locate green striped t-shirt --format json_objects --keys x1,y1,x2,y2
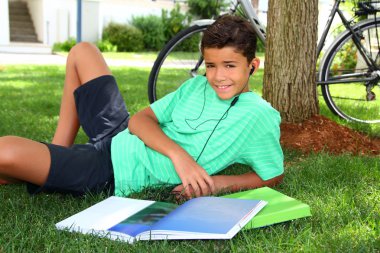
[{"x1": 111, "y1": 75, "x2": 283, "y2": 196}]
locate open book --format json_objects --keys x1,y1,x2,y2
[{"x1": 56, "y1": 196, "x2": 267, "y2": 243}]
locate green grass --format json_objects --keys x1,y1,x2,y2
[{"x1": 0, "y1": 65, "x2": 379, "y2": 252}]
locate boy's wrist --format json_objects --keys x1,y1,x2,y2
[
  {"x1": 211, "y1": 176, "x2": 232, "y2": 194},
  {"x1": 166, "y1": 145, "x2": 188, "y2": 161}
]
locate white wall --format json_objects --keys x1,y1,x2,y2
[
  {"x1": 100, "y1": 0, "x2": 185, "y2": 28},
  {"x1": 27, "y1": 0, "x2": 44, "y2": 42},
  {"x1": 43, "y1": 0, "x2": 76, "y2": 45},
  {"x1": 0, "y1": 0, "x2": 10, "y2": 45},
  {"x1": 82, "y1": 0, "x2": 100, "y2": 42},
  {"x1": 20, "y1": 0, "x2": 76, "y2": 45},
  {"x1": 15, "y1": 0, "x2": 185, "y2": 45}
]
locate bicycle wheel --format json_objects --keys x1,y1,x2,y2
[
  {"x1": 319, "y1": 19, "x2": 380, "y2": 123},
  {"x1": 148, "y1": 24, "x2": 209, "y2": 103}
]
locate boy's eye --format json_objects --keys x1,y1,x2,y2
[
  {"x1": 226, "y1": 64, "x2": 235, "y2": 68},
  {"x1": 206, "y1": 65, "x2": 214, "y2": 68}
]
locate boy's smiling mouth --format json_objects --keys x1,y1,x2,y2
[{"x1": 215, "y1": 84, "x2": 232, "y2": 90}]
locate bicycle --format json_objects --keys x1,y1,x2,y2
[{"x1": 147, "y1": 0, "x2": 380, "y2": 124}]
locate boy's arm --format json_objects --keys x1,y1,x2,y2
[
  {"x1": 172, "y1": 172, "x2": 283, "y2": 199},
  {"x1": 212, "y1": 172, "x2": 284, "y2": 193},
  {"x1": 128, "y1": 107, "x2": 216, "y2": 198}
]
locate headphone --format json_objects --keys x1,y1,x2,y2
[
  {"x1": 194, "y1": 65, "x2": 255, "y2": 162},
  {"x1": 249, "y1": 66, "x2": 255, "y2": 75}
]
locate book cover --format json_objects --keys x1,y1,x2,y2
[
  {"x1": 223, "y1": 187, "x2": 311, "y2": 228},
  {"x1": 56, "y1": 196, "x2": 267, "y2": 243}
]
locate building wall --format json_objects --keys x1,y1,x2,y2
[
  {"x1": 24, "y1": 0, "x2": 185, "y2": 45},
  {"x1": 83, "y1": 0, "x2": 100, "y2": 42},
  {"x1": 19, "y1": 0, "x2": 76, "y2": 45},
  {"x1": 98, "y1": 0, "x2": 186, "y2": 41},
  {"x1": 0, "y1": 0, "x2": 10, "y2": 45},
  {"x1": 27, "y1": 0, "x2": 44, "y2": 42},
  {"x1": 100, "y1": 0, "x2": 183, "y2": 26}
]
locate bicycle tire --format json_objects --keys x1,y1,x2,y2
[
  {"x1": 148, "y1": 24, "x2": 209, "y2": 103},
  {"x1": 319, "y1": 19, "x2": 380, "y2": 123}
]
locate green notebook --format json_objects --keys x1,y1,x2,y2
[{"x1": 223, "y1": 187, "x2": 311, "y2": 229}]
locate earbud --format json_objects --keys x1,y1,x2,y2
[{"x1": 249, "y1": 66, "x2": 255, "y2": 75}]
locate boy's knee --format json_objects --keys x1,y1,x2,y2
[
  {"x1": 69, "y1": 42, "x2": 97, "y2": 56},
  {"x1": 68, "y1": 42, "x2": 99, "y2": 64}
]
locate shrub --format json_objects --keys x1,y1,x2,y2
[
  {"x1": 102, "y1": 22, "x2": 144, "y2": 52},
  {"x1": 131, "y1": 15, "x2": 166, "y2": 51},
  {"x1": 96, "y1": 39, "x2": 117, "y2": 52},
  {"x1": 256, "y1": 39, "x2": 265, "y2": 53},
  {"x1": 187, "y1": 0, "x2": 227, "y2": 19},
  {"x1": 161, "y1": 4, "x2": 191, "y2": 43},
  {"x1": 52, "y1": 37, "x2": 76, "y2": 52}
]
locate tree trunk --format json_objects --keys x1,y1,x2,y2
[{"x1": 262, "y1": 0, "x2": 319, "y2": 123}]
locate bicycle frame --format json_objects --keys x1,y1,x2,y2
[
  {"x1": 191, "y1": 0, "x2": 266, "y2": 42},
  {"x1": 190, "y1": 0, "x2": 380, "y2": 85},
  {"x1": 317, "y1": 0, "x2": 380, "y2": 85},
  {"x1": 189, "y1": 0, "x2": 265, "y2": 75},
  {"x1": 234, "y1": 0, "x2": 267, "y2": 43}
]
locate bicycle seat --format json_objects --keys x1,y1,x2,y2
[{"x1": 355, "y1": 1, "x2": 380, "y2": 16}]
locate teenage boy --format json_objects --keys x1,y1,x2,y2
[{"x1": 0, "y1": 15, "x2": 283, "y2": 199}]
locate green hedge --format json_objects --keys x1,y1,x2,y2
[
  {"x1": 132, "y1": 15, "x2": 166, "y2": 51},
  {"x1": 102, "y1": 22, "x2": 144, "y2": 52},
  {"x1": 101, "y1": 3, "x2": 193, "y2": 52},
  {"x1": 52, "y1": 37, "x2": 76, "y2": 52}
]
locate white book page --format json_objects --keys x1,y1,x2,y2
[{"x1": 56, "y1": 197, "x2": 154, "y2": 231}]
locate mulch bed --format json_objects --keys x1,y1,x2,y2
[{"x1": 280, "y1": 114, "x2": 380, "y2": 156}]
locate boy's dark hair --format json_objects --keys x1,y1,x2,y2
[{"x1": 201, "y1": 15, "x2": 257, "y2": 62}]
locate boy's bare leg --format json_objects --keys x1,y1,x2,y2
[
  {"x1": 52, "y1": 42, "x2": 112, "y2": 147},
  {"x1": 0, "y1": 136, "x2": 50, "y2": 185}
]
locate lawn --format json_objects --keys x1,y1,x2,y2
[{"x1": 0, "y1": 65, "x2": 379, "y2": 252}]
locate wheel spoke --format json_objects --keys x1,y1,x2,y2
[
  {"x1": 320, "y1": 20, "x2": 380, "y2": 123},
  {"x1": 148, "y1": 25, "x2": 209, "y2": 103}
]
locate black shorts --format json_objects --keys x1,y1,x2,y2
[{"x1": 27, "y1": 75, "x2": 129, "y2": 196}]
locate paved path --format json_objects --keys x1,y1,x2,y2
[
  {"x1": 0, "y1": 53, "x2": 154, "y2": 67},
  {"x1": 0, "y1": 53, "x2": 67, "y2": 65}
]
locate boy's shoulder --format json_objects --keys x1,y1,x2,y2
[
  {"x1": 181, "y1": 75, "x2": 207, "y2": 89},
  {"x1": 175, "y1": 75, "x2": 208, "y2": 99},
  {"x1": 237, "y1": 92, "x2": 281, "y2": 126},
  {"x1": 240, "y1": 91, "x2": 278, "y2": 112}
]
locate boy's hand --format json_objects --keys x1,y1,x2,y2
[
  {"x1": 170, "y1": 151, "x2": 215, "y2": 198},
  {"x1": 129, "y1": 107, "x2": 215, "y2": 197},
  {"x1": 172, "y1": 173, "x2": 285, "y2": 200},
  {"x1": 171, "y1": 175, "x2": 228, "y2": 200}
]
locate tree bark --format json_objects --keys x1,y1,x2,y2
[{"x1": 262, "y1": 0, "x2": 319, "y2": 123}]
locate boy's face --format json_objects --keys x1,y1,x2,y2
[{"x1": 204, "y1": 47, "x2": 260, "y2": 100}]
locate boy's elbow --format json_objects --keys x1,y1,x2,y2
[
  {"x1": 128, "y1": 108, "x2": 158, "y2": 135},
  {"x1": 273, "y1": 173, "x2": 284, "y2": 185},
  {"x1": 128, "y1": 112, "x2": 146, "y2": 134},
  {"x1": 128, "y1": 114, "x2": 137, "y2": 133},
  {"x1": 265, "y1": 173, "x2": 284, "y2": 187}
]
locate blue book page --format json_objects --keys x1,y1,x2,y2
[
  {"x1": 108, "y1": 201, "x2": 178, "y2": 237},
  {"x1": 151, "y1": 197, "x2": 263, "y2": 234}
]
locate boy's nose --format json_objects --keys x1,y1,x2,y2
[{"x1": 215, "y1": 68, "x2": 226, "y2": 82}]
